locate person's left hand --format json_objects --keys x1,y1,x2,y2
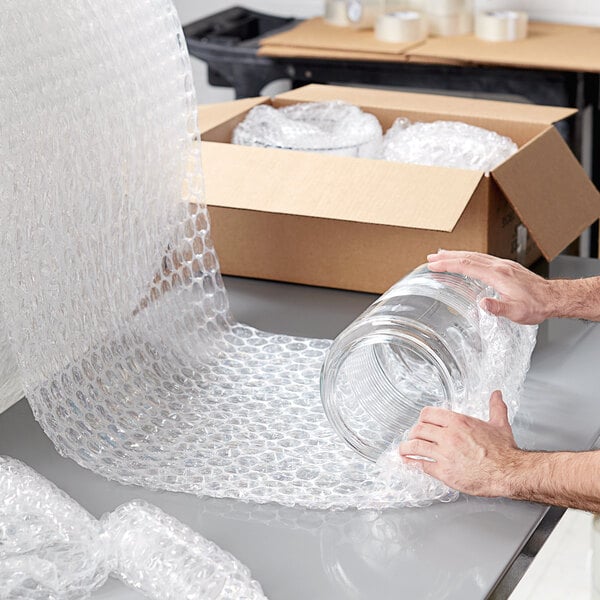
[{"x1": 398, "y1": 391, "x2": 523, "y2": 497}]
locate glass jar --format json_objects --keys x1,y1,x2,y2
[{"x1": 320, "y1": 265, "x2": 489, "y2": 462}]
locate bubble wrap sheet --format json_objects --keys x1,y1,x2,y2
[
  {"x1": 232, "y1": 101, "x2": 383, "y2": 157},
  {"x1": 382, "y1": 118, "x2": 518, "y2": 172},
  {"x1": 0, "y1": 0, "x2": 534, "y2": 511},
  {"x1": 0, "y1": 457, "x2": 265, "y2": 600}
]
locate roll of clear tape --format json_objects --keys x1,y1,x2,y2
[
  {"x1": 375, "y1": 11, "x2": 429, "y2": 43},
  {"x1": 475, "y1": 11, "x2": 528, "y2": 42},
  {"x1": 346, "y1": 0, "x2": 384, "y2": 29},
  {"x1": 325, "y1": 0, "x2": 350, "y2": 26},
  {"x1": 429, "y1": 10, "x2": 472, "y2": 36}
]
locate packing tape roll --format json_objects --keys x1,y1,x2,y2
[
  {"x1": 429, "y1": 11, "x2": 472, "y2": 36},
  {"x1": 325, "y1": 0, "x2": 350, "y2": 26},
  {"x1": 426, "y1": 0, "x2": 470, "y2": 17},
  {"x1": 375, "y1": 11, "x2": 429, "y2": 43},
  {"x1": 475, "y1": 11, "x2": 528, "y2": 42},
  {"x1": 346, "y1": 0, "x2": 384, "y2": 29}
]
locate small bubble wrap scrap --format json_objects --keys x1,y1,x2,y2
[
  {"x1": 104, "y1": 501, "x2": 266, "y2": 600},
  {"x1": 382, "y1": 118, "x2": 518, "y2": 172},
  {"x1": 0, "y1": 457, "x2": 266, "y2": 600},
  {"x1": 232, "y1": 101, "x2": 383, "y2": 157},
  {"x1": 0, "y1": 457, "x2": 109, "y2": 600}
]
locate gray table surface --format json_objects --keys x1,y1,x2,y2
[{"x1": 2, "y1": 255, "x2": 600, "y2": 599}]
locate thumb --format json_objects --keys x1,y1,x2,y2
[
  {"x1": 480, "y1": 297, "x2": 509, "y2": 318},
  {"x1": 488, "y1": 390, "x2": 509, "y2": 427}
]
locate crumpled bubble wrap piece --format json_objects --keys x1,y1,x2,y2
[
  {"x1": 382, "y1": 118, "x2": 518, "y2": 172},
  {"x1": 0, "y1": 457, "x2": 266, "y2": 600},
  {"x1": 0, "y1": 0, "x2": 535, "y2": 511},
  {"x1": 0, "y1": 457, "x2": 109, "y2": 600},
  {"x1": 104, "y1": 501, "x2": 266, "y2": 600},
  {"x1": 232, "y1": 101, "x2": 383, "y2": 157}
]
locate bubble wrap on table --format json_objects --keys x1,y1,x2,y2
[
  {"x1": 0, "y1": 0, "x2": 535, "y2": 511},
  {"x1": 0, "y1": 457, "x2": 265, "y2": 600},
  {"x1": 232, "y1": 101, "x2": 383, "y2": 157},
  {"x1": 382, "y1": 118, "x2": 518, "y2": 172},
  {"x1": 0, "y1": 0, "x2": 416, "y2": 510}
]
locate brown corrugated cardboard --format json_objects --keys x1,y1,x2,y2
[
  {"x1": 198, "y1": 97, "x2": 268, "y2": 134},
  {"x1": 493, "y1": 126, "x2": 600, "y2": 259},
  {"x1": 277, "y1": 85, "x2": 577, "y2": 126},
  {"x1": 409, "y1": 22, "x2": 600, "y2": 73},
  {"x1": 258, "y1": 44, "x2": 412, "y2": 63},
  {"x1": 260, "y1": 17, "x2": 420, "y2": 56},
  {"x1": 259, "y1": 19, "x2": 600, "y2": 73},
  {"x1": 198, "y1": 84, "x2": 600, "y2": 293}
]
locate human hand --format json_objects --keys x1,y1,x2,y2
[
  {"x1": 398, "y1": 391, "x2": 524, "y2": 498},
  {"x1": 427, "y1": 250, "x2": 554, "y2": 325}
]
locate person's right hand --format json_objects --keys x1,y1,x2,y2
[{"x1": 427, "y1": 250, "x2": 555, "y2": 325}]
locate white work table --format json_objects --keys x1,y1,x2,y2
[{"x1": 1, "y1": 255, "x2": 599, "y2": 599}]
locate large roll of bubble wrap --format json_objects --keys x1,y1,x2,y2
[{"x1": 0, "y1": 0, "x2": 535, "y2": 518}]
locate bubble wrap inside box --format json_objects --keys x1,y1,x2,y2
[
  {"x1": 232, "y1": 101, "x2": 383, "y2": 157},
  {"x1": 0, "y1": 457, "x2": 265, "y2": 600},
  {"x1": 0, "y1": 0, "x2": 534, "y2": 511},
  {"x1": 383, "y1": 118, "x2": 518, "y2": 172}
]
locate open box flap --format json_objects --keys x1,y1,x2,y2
[
  {"x1": 277, "y1": 84, "x2": 577, "y2": 125},
  {"x1": 198, "y1": 97, "x2": 268, "y2": 135},
  {"x1": 493, "y1": 127, "x2": 600, "y2": 260},
  {"x1": 201, "y1": 142, "x2": 483, "y2": 232}
]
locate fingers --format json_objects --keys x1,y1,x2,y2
[
  {"x1": 480, "y1": 297, "x2": 509, "y2": 318},
  {"x1": 402, "y1": 455, "x2": 440, "y2": 478},
  {"x1": 488, "y1": 390, "x2": 509, "y2": 427},
  {"x1": 407, "y1": 421, "x2": 443, "y2": 443},
  {"x1": 427, "y1": 251, "x2": 510, "y2": 289},
  {"x1": 398, "y1": 438, "x2": 439, "y2": 461},
  {"x1": 428, "y1": 255, "x2": 499, "y2": 282},
  {"x1": 419, "y1": 406, "x2": 454, "y2": 427}
]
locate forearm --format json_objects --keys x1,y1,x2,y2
[
  {"x1": 548, "y1": 277, "x2": 600, "y2": 321},
  {"x1": 501, "y1": 449, "x2": 600, "y2": 512}
]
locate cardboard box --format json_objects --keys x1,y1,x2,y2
[{"x1": 199, "y1": 84, "x2": 600, "y2": 294}]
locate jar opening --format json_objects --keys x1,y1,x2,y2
[{"x1": 321, "y1": 325, "x2": 456, "y2": 462}]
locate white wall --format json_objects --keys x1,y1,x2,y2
[{"x1": 175, "y1": 0, "x2": 600, "y2": 24}]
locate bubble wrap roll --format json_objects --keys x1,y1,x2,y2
[{"x1": 0, "y1": 0, "x2": 535, "y2": 512}]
